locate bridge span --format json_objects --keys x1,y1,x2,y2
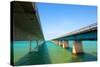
[{"x1": 52, "y1": 23, "x2": 97, "y2": 55}]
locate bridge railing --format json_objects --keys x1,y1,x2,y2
[
  {"x1": 66, "y1": 23, "x2": 97, "y2": 36},
  {"x1": 69, "y1": 23, "x2": 96, "y2": 34},
  {"x1": 55, "y1": 23, "x2": 97, "y2": 39}
]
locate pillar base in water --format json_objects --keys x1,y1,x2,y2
[
  {"x1": 72, "y1": 40, "x2": 84, "y2": 55},
  {"x1": 72, "y1": 52, "x2": 84, "y2": 55},
  {"x1": 62, "y1": 41, "x2": 69, "y2": 48},
  {"x1": 59, "y1": 41, "x2": 62, "y2": 46}
]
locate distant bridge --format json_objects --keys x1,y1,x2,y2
[{"x1": 52, "y1": 23, "x2": 97, "y2": 55}]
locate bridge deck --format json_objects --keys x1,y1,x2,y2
[{"x1": 53, "y1": 23, "x2": 97, "y2": 40}]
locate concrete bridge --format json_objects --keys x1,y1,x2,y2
[
  {"x1": 11, "y1": 1, "x2": 45, "y2": 65},
  {"x1": 52, "y1": 23, "x2": 97, "y2": 55}
]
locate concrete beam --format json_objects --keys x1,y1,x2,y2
[
  {"x1": 72, "y1": 40, "x2": 84, "y2": 55},
  {"x1": 12, "y1": 1, "x2": 45, "y2": 41}
]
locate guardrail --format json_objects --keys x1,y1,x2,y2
[
  {"x1": 66, "y1": 23, "x2": 97, "y2": 36},
  {"x1": 53, "y1": 23, "x2": 97, "y2": 40}
]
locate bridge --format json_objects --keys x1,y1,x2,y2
[
  {"x1": 11, "y1": 1, "x2": 45, "y2": 65},
  {"x1": 11, "y1": 1, "x2": 97, "y2": 66},
  {"x1": 52, "y1": 23, "x2": 97, "y2": 55}
]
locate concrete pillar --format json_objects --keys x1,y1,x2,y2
[
  {"x1": 62, "y1": 40, "x2": 69, "y2": 48},
  {"x1": 59, "y1": 41, "x2": 62, "y2": 46},
  {"x1": 29, "y1": 40, "x2": 32, "y2": 53},
  {"x1": 72, "y1": 40, "x2": 84, "y2": 55},
  {"x1": 35, "y1": 40, "x2": 39, "y2": 52},
  {"x1": 55, "y1": 40, "x2": 59, "y2": 45},
  {"x1": 57, "y1": 40, "x2": 60, "y2": 45}
]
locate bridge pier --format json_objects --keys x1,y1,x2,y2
[
  {"x1": 29, "y1": 40, "x2": 32, "y2": 53},
  {"x1": 62, "y1": 40, "x2": 69, "y2": 48},
  {"x1": 59, "y1": 41, "x2": 62, "y2": 46},
  {"x1": 72, "y1": 40, "x2": 84, "y2": 55},
  {"x1": 56, "y1": 40, "x2": 59, "y2": 45}
]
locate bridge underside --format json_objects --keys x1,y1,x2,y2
[
  {"x1": 11, "y1": 1, "x2": 45, "y2": 66},
  {"x1": 12, "y1": 1, "x2": 44, "y2": 41}
]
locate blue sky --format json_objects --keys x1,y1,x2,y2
[{"x1": 36, "y1": 3, "x2": 97, "y2": 40}]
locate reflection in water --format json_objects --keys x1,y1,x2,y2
[
  {"x1": 15, "y1": 43, "x2": 51, "y2": 66},
  {"x1": 13, "y1": 41, "x2": 97, "y2": 66}
]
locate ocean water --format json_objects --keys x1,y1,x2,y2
[
  {"x1": 13, "y1": 41, "x2": 38, "y2": 63},
  {"x1": 12, "y1": 40, "x2": 97, "y2": 65}
]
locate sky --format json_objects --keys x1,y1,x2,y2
[{"x1": 36, "y1": 3, "x2": 97, "y2": 40}]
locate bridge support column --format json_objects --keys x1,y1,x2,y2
[
  {"x1": 57, "y1": 40, "x2": 59, "y2": 45},
  {"x1": 29, "y1": 40, "x2": 32, "y2": 53},
  {"x1": 72, "y1": 40, "x2": 84, "y2": 55},
  {"x1": 55, "y1": 40, "x2": 59, "y2": 45},
  {"x1": 59, "y1": 41, "x2": 62, "y2": 46},
  {"x1": 62, "y1": 40, "x2": 69, "y2": 48}
]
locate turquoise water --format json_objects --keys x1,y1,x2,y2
[
  {"x1": 13, "y1": 40, "x2": 97, "y2": 65},
  {"x1": 13, "y1": 41, "x2": 38, "y2": 63}
]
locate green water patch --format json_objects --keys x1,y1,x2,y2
[
  {"x1": 45, "y1": 41, "x2": 72, "y2": 63},
  {"x1": 12, "y1": 40, "x2": 97, "y2": 65}
]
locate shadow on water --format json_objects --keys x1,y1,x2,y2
[
  {"x1": 63, "y1": 47, "x2": 97, "y2": 62},
  {"x1": 65, "y1": 47, "x2": 97, "y2": 62},
  {"x1": 15, "y1": 42, "x2": 51, "y2": 66},
  {"x1": 14, "y1": 41, "x2": 97, "y2": 66},
  {"x1": 70, "y1": 53, "x2": 97, "y2": 62},
  {"x1": 65, "y1": 47, "x2": 72, "y2": 52},
  {"x1": 50, "y1": 42, "x2": 97, "y2": 63}
]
